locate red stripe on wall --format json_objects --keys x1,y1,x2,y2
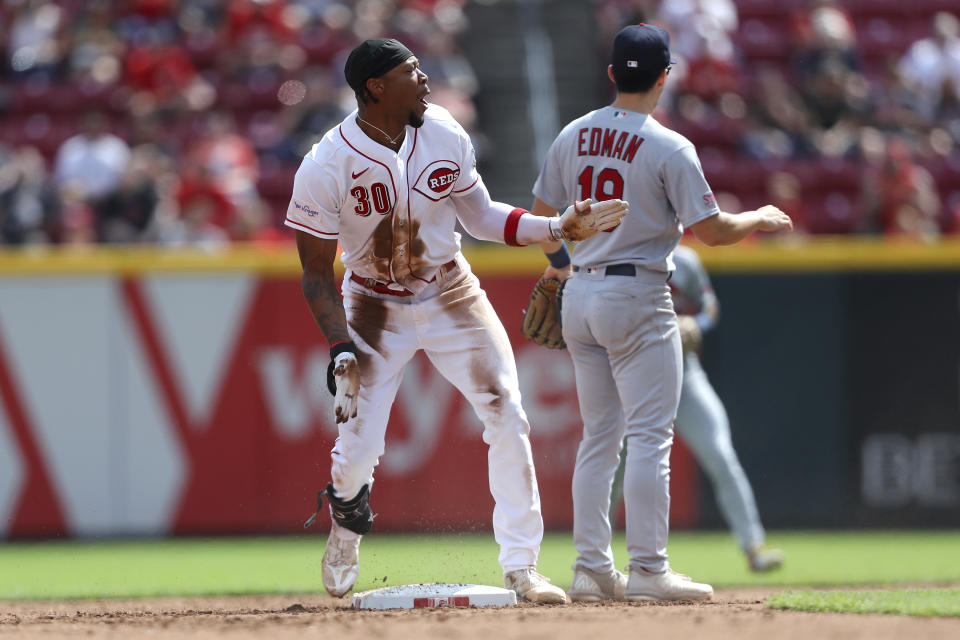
[
  {"x1": 0, "y1": 330, "x2": 67, "y2": 536},
  {"x1": 120, "y1": 278, "x2": 196, "y2": 473}
]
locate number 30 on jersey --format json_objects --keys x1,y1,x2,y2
[{"x1": 351, "y1": 183, "x2": 391, "y2": 216}]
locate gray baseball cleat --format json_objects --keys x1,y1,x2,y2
[
  {"x1": 504, "y1": 568, "x2": 569, "y2": 604},
  {"x1": 322, "y1": 520, "x2": 362, "y2": 597},
  {"x1": 568, "y1": 566, "x2": 628, "y2": 602},
  {"x1": 625, "y1": 567, "x2": 713, "y2": 602},
  {"x1": 748, "y1": 545, "x2": 785, "y2": 573}
]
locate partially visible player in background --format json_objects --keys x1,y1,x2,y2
[
  {"x1": 529, "y1": 24, "x2": 793, "y2": 603},
  {"x1": 609, "y1": 244, "x2": 785, "y2": 573}
]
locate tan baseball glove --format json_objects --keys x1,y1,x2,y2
[
  {"x1": 521, "y1": 277, "x2": 566, "y2": 349},
  {"x1": 678, "y1": 315, "x2": 702, "y2": 355}
]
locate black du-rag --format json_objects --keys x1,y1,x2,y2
[{"x1": 344, "y1": 38, "x2": 415, "y2": 91}]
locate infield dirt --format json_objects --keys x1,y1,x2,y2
[{"x1": 2, "y1": 588, "x2": 958, "y2": 639}]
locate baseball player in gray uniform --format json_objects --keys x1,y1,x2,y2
[
  {"x1": 530, "y1": 24, "x2": 792, "y2": 602},
  {"x1": 286, "y1": 38, "x2": 628, "y2": 604},
  {"x1": 610, "y1": 244, "x2": 785, "y2": 573}
]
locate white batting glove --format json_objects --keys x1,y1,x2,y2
[
  {"x1": 332, "y1": 351, "x2": 360, "y2": 424},
  {"x1": 554, "y1": 198, "x2": 630, "y2": 241}
]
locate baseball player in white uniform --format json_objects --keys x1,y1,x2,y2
[
  {"x1": 285, "y1": 38, "x2": 628, "y2": 604},
  {"x1": 610, "y1": 245, "x2": 785, "y2": 573},
  {"x1": 530, "y1": 24, "x2": 792, "y2": 602}
]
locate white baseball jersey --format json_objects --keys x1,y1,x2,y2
[
  {"x1": 285, "y1": 104, "x2": 482, "y2": 294},
  {"x1": 285, "y1": 103, "x2": 549, "y2": 575},
  {"x1": 533, "y1": 106, "x2": 720, "y2": 273}
]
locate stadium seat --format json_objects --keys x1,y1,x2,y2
[
  {"x1": 256, "y1": 163, "x2": 296, "y2": 198},
  {"x1": 845, "y1": 0, "x2": 908, "y2": 20},
  {"x1": 185, "y1": 32, "x2": 219, "y2": 70},
  {"x1": 675, "y1": 117, "x2": 743, "y2": 148},
  {"x1": 805, "y1": 192, "x2": 862, "y2": 234},
  {"x1": 215, "y1": 79, "x2": 284, "y2": 111},
  {"x1": 736, "y1": 0, "x2": 804, "y2": 20},
  {"x1": 814, "y1": 159, "x2": 862, "y2": 193},
  {"x1": 736, "y1": 19, "x2": 792, "y2": 62},
  {"x1": 859, "y1": 17, "x2": 915, "y2": 61},
  {"x1": 700, "y1": 150, "x2": 769, "y2": 196}
]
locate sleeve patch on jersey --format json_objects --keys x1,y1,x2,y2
[
  {"x1": 292, "y1": 199, "x2": 321, "y2": 217},
  {"x1": 412, "y1": 160, "x2": 461, "y2": 201},
  {"x1": 702, "y1": 192, "x2": 717, "y2": 207}
]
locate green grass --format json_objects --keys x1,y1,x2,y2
[
  {"x1": 0, "y1": 530, "x2": 957, "y2": 601},
  {"x1": 768, "y1": 589, "x2": 960, "y2": 617}
]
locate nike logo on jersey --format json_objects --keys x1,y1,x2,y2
[{"x1": 352, "y1": 167, "x2": 370, "y2": 179}]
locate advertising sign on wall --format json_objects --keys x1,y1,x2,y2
[{"x1": 0, "y1": 265, "x2": 696, "y2": 539}]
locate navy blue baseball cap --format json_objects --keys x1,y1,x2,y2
[{"x1": 611, "y1": 23, "x2": 677, "y2": 77}]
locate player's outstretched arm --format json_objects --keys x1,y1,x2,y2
[
  {"x1": 557, "y1": 198, "x2": 630, "y2": 241},
  {"x1": 295, "y1": 231, "x2": 358, "y2": 423},
  {"x1": 531, "y1": 197, "x2": 572, "y2": 281},
  {"x1": 452, "y1": 183, "x2": 628, "y2": 247},
  {"x1": 689, "y1": 205, "x2": 793, "y2": 246}
]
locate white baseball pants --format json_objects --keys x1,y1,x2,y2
[{"x1": 331, "y1": 254, "x2": 543, "y2": 572}]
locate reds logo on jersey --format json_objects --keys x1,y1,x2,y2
[{"x1": 413, "y1": 160, "x2": 461, "y2": 201}]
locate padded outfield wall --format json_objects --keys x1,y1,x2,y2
[{"x1": 0, "y1": 238, "x2": 957, "y2": 539}]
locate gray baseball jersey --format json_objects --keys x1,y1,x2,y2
[
  {"x1": 670, "y1": 244, "x2": 718, "y2": 337},
  {"x1": 533, "y1": 106, "x2": 719, "y2": 273},
  {"x1": 539, "y1": 106, "x2": 721, "y2": 576}
]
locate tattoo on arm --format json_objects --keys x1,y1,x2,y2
[
  {"x1": 302, "y1": 270, "x2": 351, "y2": 344},
  {"x1": 295, "y1": 233, "x2": 350, "y2": 344}
]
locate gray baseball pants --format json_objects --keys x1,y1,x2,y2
[
  {"x1": 562, "y1": 266, "x2": 681, "y2": 574},
  {"x1": 675, "y1": 353, "x2": 765, "y2": 552}
]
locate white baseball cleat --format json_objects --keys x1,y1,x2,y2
[
  {"x1": 625, "y1": 567, "x2": 713, "y2": 602},
  {"x1": 568, "y1": 566, "x2": 628, "y2": 602},
  {"x1": 322, "y1": 520, "x2": 362, "y2": 597},
  {"x1": 504, "y1": 568, "x2": 569, "y2": 604}
]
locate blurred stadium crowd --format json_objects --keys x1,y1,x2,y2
[
  {"x1": 604, "y1": 0, "x2": 960, "y2": 237},
  {"x1": 0, "y1": 0, "x2": 958, "y2": 248},
  {"x1": 0, "y1": 0, "x2": 476, "y2": 247}
]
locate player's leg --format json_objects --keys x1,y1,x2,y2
[
  {"x1": 606, "y1": 293, "x2": 678, "y2": 574},
  {"x1": 420, "y1": 270, "x2": 565, "y2": 603},
  {"x1": 674, "y1": 355, "x2": 782, "y2": 571},
  {"x1": 561, "y1": 279, "x2": 626, "y2": 574},
  {"x1": 332, "y1": 288, "x2": 418, "y2": 499},
  {"x1": 589, "y1": 277, "x2": 711, "y2": 601},
  {"x1": 562, "y1": 280, "x2": 629, "y2": 602},
  {"x1": 321, "y1": 288, "x2": 418, "y2": 597}
]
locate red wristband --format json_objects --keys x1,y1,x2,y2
[
  {"x1": 504, "y1": 208, "x2": 528, "y2": 247},
  {"x1": 329, "y1": 340, "x2": 350, "y2": 349}
]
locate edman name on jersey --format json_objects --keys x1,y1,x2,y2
[{"x1": 576, "y1": 127, "x2": 645, "y2": 163}]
